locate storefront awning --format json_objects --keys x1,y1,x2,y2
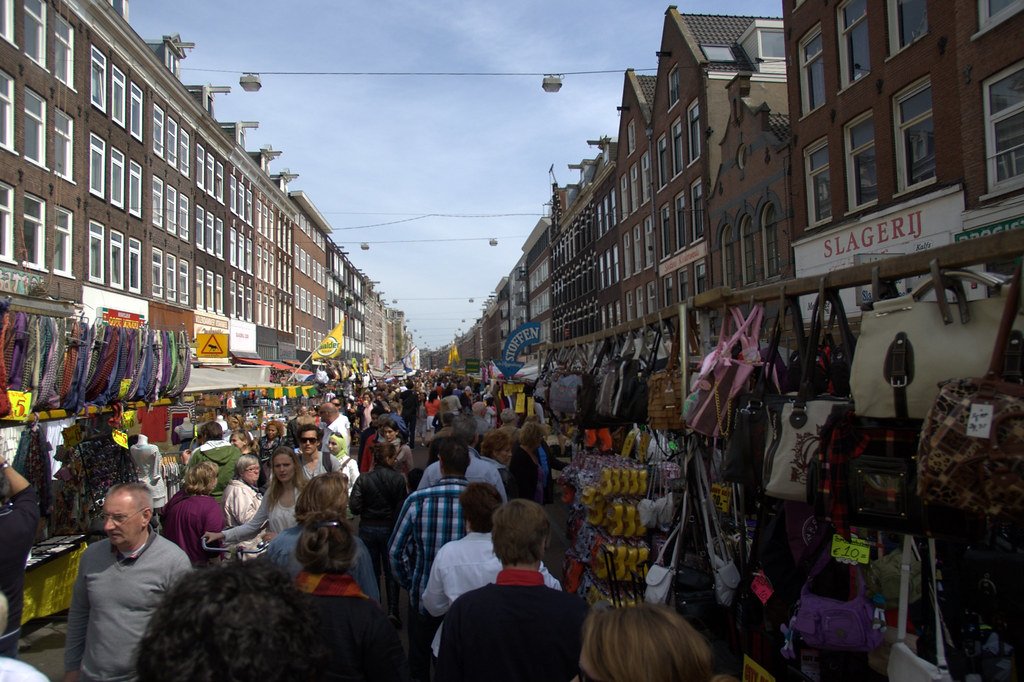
[
  {"x1": 183, "y1": 366, "x2": 274, "y2": 394},
  {"x1": 230, "y1": 351, "x2": 262, "y2": 361},
  {"x1": 231, "y1": 356, "x2": 312, "y2": 375}
]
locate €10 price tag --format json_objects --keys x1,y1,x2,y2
[{"x1": 830, "y1": 534, "x2": 870, "y2": 564}]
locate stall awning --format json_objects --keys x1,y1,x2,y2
[
  {"x1": 230, "y1": 351, "x2": 262, "y2": 361},
  {"x1": 232, "y1": 356, "x2": 295, "y2": 372},
  {"x1": 183, "y1": 366, "x2": 274, "y2": 393}
]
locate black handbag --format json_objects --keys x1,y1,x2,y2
[{"x1": 674, "y1": 565, "x2": 716, "y2": 619}]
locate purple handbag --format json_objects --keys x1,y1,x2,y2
[{"x1": 791, "y1": 548, "x2": 883, "y2": 653}]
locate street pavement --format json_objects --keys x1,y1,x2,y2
[{"x1": 17, "y1": 441, "x2": 571, "y2": 680}]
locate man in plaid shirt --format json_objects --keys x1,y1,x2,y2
[{"x1": 389, "y1": 439, "x2": 469, "y2": 682}]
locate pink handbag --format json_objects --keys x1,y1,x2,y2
[{"x1": 682, "y1": 305, "x2": 764, "y2": 438}]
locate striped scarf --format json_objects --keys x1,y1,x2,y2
[{"x1": 295, "y1": 571, "x2": 367, "y2": 599}]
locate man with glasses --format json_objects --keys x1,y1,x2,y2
[
  {"x1": 318, "y1": 402, "x2": 351, "y2": 458},
  {"x1": 296, "y1": 423, "x2": 341, "y2": 479},
  {"x1": 64, "y1": 482, "x2": 190, "y2": 682}
]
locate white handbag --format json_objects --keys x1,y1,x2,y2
[
  {"x1": 694, "y1": 451, "x2": 740, "y2": 607},
  {"x1": 888, "y1": 536, "x2": 953, "y2": 682},
  {"x1": 645, "y1": 488, "x2": 686, "y2": 604}
]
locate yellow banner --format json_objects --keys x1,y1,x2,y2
[{"x1": 312, "y1": 314, "x2": 345, "y2": 360}]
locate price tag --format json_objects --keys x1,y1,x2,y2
[
  {"x1": 751, "y1": 570, "x2": 774, "y2": 605},
  {"x1": 6, "y1": 390, "x2": 33, "y2": 421},
  {"x1": 711, "y1": 483, "x2": 733, "y2": 513},
  {"x1": 112, "y1": 430, "x2": 128, "y2": 448},
  {"x1": 118, "y1": 379, "x2": 132, "y2": 399},
  {"x1": 515, "y1": 393, "x2": 525, "y2": 413},
  {"x1": 122, "y1": 411, "x2": 137, "y2": 428},
  {"x1": 62, "y1": 424, "x2": 83, "y2": 448},
  {"x1": 830, "y1": 534, "x2": 870, "y2": 564},
  {"x1": 742, "y1": 654, "x2": 776, "y2": 682},
  {"x1": 967, "y1": 403, "x2": 994, "y2": 439}
]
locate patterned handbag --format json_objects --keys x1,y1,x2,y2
[
  {"x1": 917, "y1": 262, "x2": 1024, "y2": 524},
  {"x1": 647, "y1": 331, "x2": 685, "y2": 431}
]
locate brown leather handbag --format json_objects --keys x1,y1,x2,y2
[{"x1": 647, "y1": 331, "x2": 684, "y2": 431}]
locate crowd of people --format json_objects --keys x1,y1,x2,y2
[{"x1": 1, "y1": 373, "x2": 737, "y2": 682}]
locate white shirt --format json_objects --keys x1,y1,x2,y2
[
  {"x1": 322, "y1": 414, "x2": 351, "y2": 454},
  {"x1": 421, "y1": 531, "x2": 562, "y2": 656}
]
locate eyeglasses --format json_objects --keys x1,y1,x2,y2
[
  {"x1": 100, "y1": 508, "x2": 149, "y2": 525},
  {"x1": 299, "y1": 437, "x2": 319, "y2": 443}
]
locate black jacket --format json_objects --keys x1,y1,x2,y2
[
  {"x1": 350, "y1": 466, "x2": 408, "y2": 526},
  {"x1": 310, "y1": 589, "x2": 410, "y2": 682}
]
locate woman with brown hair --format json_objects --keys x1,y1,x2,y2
[
  {"x1": 257, "y1": 420, "x2": 287, "y2": 487},
  {"x1": 293, "y1": 504, "x2": 409, "y2": 681},
  {"x1": 575, "y1": 603, "x2": 738, "y2": 682},
  {"x1": 204, "y1": 446, "x2": 307, "y2": 546},
  {"x1": 162, "y1": 461, "x2": 224, "y2": 566},
  {"x1": 510, "y1": 421, "x2": 563, "y2": 504}
]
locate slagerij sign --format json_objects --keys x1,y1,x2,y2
[{"x1": 494, "y1": 322, "x2": 541, "y2": 377}]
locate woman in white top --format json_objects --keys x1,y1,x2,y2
[
  {"x1": 206, "y1": 446, "x2": 307, "y2": 545},
  {"x1": 327, "y1": 434, "x2": 359, "y2": 496},
  {"x1": 221, "y1": 454, "x2": 262, "y2": 527}
]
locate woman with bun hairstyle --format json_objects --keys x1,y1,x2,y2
[
  {"x1": 575, "y1": 603, "x2": 738, "y2": 682},
  {"x1": 294, "y1": 501, "x2": 409, "y2": 681}
]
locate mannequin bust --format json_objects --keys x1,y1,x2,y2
[{"x1": 130, "y1": 434, "x2": 167, "y2": 509}]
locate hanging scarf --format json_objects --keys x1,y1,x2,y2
[
  {"x1": 295, "y1": 571, "x2": 368, "y2": 599},
  {"x1": 534, "y1": 445, "x2": 550, "y2": 505}
]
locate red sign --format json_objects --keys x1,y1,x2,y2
[{"x1": 101, "y1": 308, "x2": 146, "y2": 329}]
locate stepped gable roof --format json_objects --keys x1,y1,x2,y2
[{"x1": 768, "y1": 112, "x2": 790, "y2": 143}]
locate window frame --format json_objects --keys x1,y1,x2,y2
[
  {"x1": 179, "y1": 194, "x2": 189, "y2": 243},
  {"x1": 54, "y1": 14, "x2": 73, "y2": 87},
  {"x1": 799, "y1": 26, "x2": 825, "y2": 115},
  {"x1": 88, "y1": 221, "x2": 104, "y2": 284},
  {"x1": 90, "y1": 46, "x2": 106, "y2": 112},
  {"x1": 762, "y1": 203, "x2": 781, "y2": 279},
  {"x1": 893, "y1": 78, "x2": 935, "y2": 193},
  {"x1": 165, "y1": 253, "x2": 176, "y2": 302},
  {"x1": 687, "y1": 100, "x2": 701, "y2": 164},
  {"x1": 53, "y1": 109, "x2": 73, "y2": 181},
  {"x1": 152, "y1": 104, "x2": 164, "y2": 158},
  {"x1": 128, "y1": 160, "x2": 142, "y2": 217},
  {"x1": 179, "y1": 259, "x2": 189, "y2": 306},
  {"x1": 53, "y1": 206, "x2": 72, "y2": 276},
  {"x1": 165, "y1": 185, "x2": 177, "y2": 237},
  {"x1": 127, "y1": 237, "x2": 141, "y2": 294},
  {"x1": 129, "y1": 82, "x2": 143, "y2": 141},
  {"x1": 166, "y1": 117, "x2": 177, "y2": 169},
  {"x1": 845, "y1": 112, "x2": 878, "y2": 209},
  {"x1": 179, "y1": 129, "x2": 190, "y2": 177},
  {"x1": 23, "y1": 88, "x2": 46, "y2": 167},
  {"x1": 111, "y1": 65, "x2": 126, "y2": 127},
  {"x1": 108, "y1": 229, "x2": 124, "y2": 289},
  {"x1": 0, "y1": 70, "x2": 12, "y2": 152},
  {"x1": 668, "y1": 67, "x2": 680, "y2": 108},
  {"x1": 151, "y1": 175, "x2": 164, "y2": 227},
  {"x1": 151, "y1": 247, "x2": 163, "y2": 298},
  {"x1": 980, "y1": 0, "x2": 1024, "y2": 29},
  {"x1": 109, "y1": 147, "x2": 125, "y2": 209},
  {"x1": 23, "y1": 0, "x2": 45, "y2": 68},
  {"x1": 690, "y1": 180, "x2": 705, "y2": 242},
  {"x1": 22, "y1": 194, "x2": 46, "y2": 270},
  {"x1": 888, "y1": 0, "x2": 928, "y2": 54},
  {"x1": 805, "y1": 138, "x2": 833, "y2": 226},
  {"x1": 983, "y1": 61, "x2": 1024, "y2": 193},
  {"x1": 837, "y1": 0, "x2": 870, "y2": 87}
]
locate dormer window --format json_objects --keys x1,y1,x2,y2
[
  {"x1": 701, "y1": 45, "x2": 736, "y2": 62},
  {"x1": 759, "y1": 30, "x2": 785, "y2": 59}
]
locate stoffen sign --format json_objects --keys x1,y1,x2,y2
[{"x1": 495, "y1": 322, "x2": 541, "y2": 377}]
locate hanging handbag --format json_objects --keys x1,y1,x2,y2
[
  {"x1": 647, "y1": 325, "x2": 686, "y2": 431},
  {"x1": 791, "y1": 549, "x2": 884, "y2": 653},
  {"x1": 645, "y1": 514, "x2": 682, "y2": 604},
  {"x1": 616, "y1": 327, "x2": 659, "y2": 424},
  {"x1": 548, "y1": 346, "x2": 584, "y2": 416},
  {"x1": 853, "y1": 263, "x2": 1022, "y2": 419},
  {"x1": 596, "y1": 334, "x2": 627, "y2": 419},
  {"x1": 764, "y1": 286, "x2": 854, "y2": 502},
  {"x1": 888, "y1": 536, "x2": 953, "y2": 682},
  {"x1": 917, "y1": 262, "x2": 1024, "y2": 524},
  {"x1": 694, "y1": 449, "x2": 741, "y2": 607},
  {"x1": 683, "y1": 305, "x2": 765, "y2": 438}
]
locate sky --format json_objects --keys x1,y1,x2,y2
[{"x1": 129, "y1": 0, "x2": 782, "y2": 351}]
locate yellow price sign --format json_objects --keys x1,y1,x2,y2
[
  {"x1": 514, "y1": 393, "x2": 525, "y2": 413},
  {"x1": 62, "y1": 424, "x2": 83, "y2": 448},
  {"x1": 112, "y1": 430, "x2": 129, "y2": 448},
  {"x1": 122, "y1": 410, "x2": 137, "y2": 428},
  {"x1": 6, "y1": 390, "x2": 33, "y2": 421},
  {"x1": 118, "y1": 379, "x2": 132, "y2": 399},
  {"x1": 711, "y1": 483, "x2": 733, "y2": 513},
  {"x1": 830, "y1": 534, "x2": 870, "y2": 564},
  {"x1": 742, "y1": 655, "x2": 776, "y2": 682}
]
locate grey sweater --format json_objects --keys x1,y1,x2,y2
[{"x1": 64, "y1": 533, "x2": 191, "y2": 681}]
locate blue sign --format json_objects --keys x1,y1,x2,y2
[
  {"x1": 494, "y1": 360, "x2": 524, "y2": 377},
  {"x1": 494, "y1": 322, "x2": 541, "y2": 378}
]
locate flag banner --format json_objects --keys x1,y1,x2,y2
[{"x1": 312, "y1": 315, "x2": 345, "y2": 360}]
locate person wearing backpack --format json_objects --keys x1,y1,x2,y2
[{"x1": 296, "y1": 423, "x2": 341, "y2": 480}]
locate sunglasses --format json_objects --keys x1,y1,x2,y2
[{"x1": 299, "y1": 437, "x2": 319, "y2": 443}]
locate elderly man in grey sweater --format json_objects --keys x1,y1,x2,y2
[{"x1": 64, "y1": 482, "x2": 190, "y2": 682}]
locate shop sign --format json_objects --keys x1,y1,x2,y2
[
  {"x1": 496, "y1": 322, "x2": 541, "y2": 376},
  {"x1": 229, "y1": 320, "x2": 257, "y2": 354},
  {"x1": 0, "y1": 266, "x2": 45, "y2": 296},
  {"x1": 465, "y1": 358, "x2": 480, "y2": 374},
  {"x1": 194, "y1": 313, "x2": 229, "y2": 332},
  {"x1": 658, "y1": 241, "x2": 708, "y2": 276},
  {"x1": 101, "y1": 307, "x2": 146, "y2": 329},
  {"x1": 955, "y1": 214, "x2": 1024, "y2": 242}
]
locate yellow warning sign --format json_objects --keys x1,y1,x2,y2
[{"x1": 196, "y1": 333, "x2": 228, "y2": 358}]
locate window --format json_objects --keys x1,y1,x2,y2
[
  {"x1": 23, "y1": 0, "x2": 45, "y2": 67},
  {"x1": 102, "y1": 149, "x2": 124, "y2": 211},
  {"x1": 671, "y1": 120, "x2": 684, "y2": 176},
  {"x1": 0, "y1": 0, "x2": 11, "y2": 44},
  {"x1": 179, "y1": 260, "x2": 189, "y2": 305},
  {"x1": 151, "y1": 248, "x2": 163, "y2": 297},
  {"x1": 22, "y1": 195, "x2": 45, "y2": 269},
  {"x1": 648, "y1": 282, "x2": 657, "y2": 315},
  {"x1": 846, "y1": 114, "x2": 877, "y2": 207},
  {"x1": 109, "y1": 230, "x2": 123, "y2": 289},
  {"x1": 54, "y1": 111, "x2": 73, "y2": 180},
  {"x1": 166, "y1": 118, "x2": 177, "y2": 168},
  {"x1": 246, "y1": 189, "x2": 252, "y2": 223},
  {"x1": 109, "y1": 69, "x2": 130, "y2": 132},
  {"x1": 633, "y1": 226, "x2": 642, "y2": 272},
  {"x1": 800, "y1": 28, "x2": 825, "y2": 114},
  {"x1": 53, "y1": 207, "x2": 72, "y2": 276},
  {"x1": 838, "y1": 0, "x2": 870, "y2": 86},
  {"x1": 678, "y1": 268, "x2": 689, "y2": 300},
  {"x1": 687, "y1": 100, "x2": 701, "y2": 163},
  {"x1": 626, "y1": 290, "x2": 634, "y2": 321},
  {"x1": 196, "y1": 144, "x2": 205, "y2": 189},
  {"x1": 721, "y1": 225, "x2": 736, "y2": 286},
  {"x1": 619, "y1": 175, "x2": 630, "y2": 220},
  {"x1": 205, "y1": 213, "x2": 214, "y2": 253},
  {"x1": 641, "y1": 151, "x2": 651, "y2": 203},
  {"x1": 229, "y1": 280, "x2": 237, "y2": 317},
  {"x1": 760, "y1": 30, "x2": 786, "y2": 59},
  {"x1": 889, "y1": 0, "x2": 927, "y2": 52},
  {"x1": 206, "y1": 154, "x2": 214, "y2": 197},
  {"x1": 54, "y1": 15, "x2": 73, "y2": 86},
  {"x1": 230, "y1": 230, "x2": 237, "y2": 267},
  {"x1": 128, "y1": 161, "x2": 142, "y2": 217},
  {"x1": 229, "y1": 176, "x2": 237, "y2": 214},
  {"x1": 657, "y1": 135, "x2": 669, "y2": 187},
  {"x1": 702, "y1": 45, "x2": 735, "y2": 61},
  {"x1": 895, "y1": 80, "x2": 935, "y2": 191},
  {"x1": 215, "y1": 162, "x2": 224, "y2": 202},
  {"x1": 129, "y1": 83, "x2": 143, "y2": 140},
  {"x1": 127, "y1": 238, "x2": 141, "y2": 293},
  {"x1": 151, "y1": 176, "x2": 164, "y2": 227},
  {"x1": 90, "y1": 46, "x2": 106, "y2": 111},
  {"x1": 695, "y1": 261, "x2": 708, "y2": 294},
  {"x1": 806, "y1": 139, "x2": 832, "y2": 224},
  {"x1": 623, "y1": 233, "x2": 632, "y2": 278},
  {"x1": 636, "y1": 286, "x2": 645, "y2": 318},
  {"x1": 195, "y1": 205, "x2": 204, "y2": 248},
  {"x1": 985, "y1": 63, "x2": 1024, "y2": 190},
  {"x1": 214, "y1": 218, "x2": 224, "y2": 258},
  {"x1": 88, "y1": 221, "x2": 104, "y2": 283},
  {"x1": 195, "y1": 266, "x2": 205, "y2": 309},
  {"x1": 674, "y1": 192, "x2": 687, "y2": 247},
  {"x1": 24, "y1": 89, "x2": 45, "y2": 166},
  {"x1": 627, "y1": 120, "x2": 636, "y2": 154},
  {"x1": 165, "y1": 254, "x2": 176, "y2": 301},
  {"x1": 0, "y1": 71, "x2": 11, "y2": 150},
  {"x1": 179, "y1": 194, "x2": 189, "y2": 242},
  {"x1": 664, "y1": 275, "x2": 675, "y2": 307},
  {"x1": 152, "y1": 105, "x2": 164, "y2": 158},
  {"x1": 179, "y1": 129, "x2": 189, "y2": 177},
  {"x1": 206, "y1": 271, "x2": 214, "y2": 312},
  {"x1": 762, "y1": 204, "x2": 781, "y2": 278},
  {"x1": 89, "y1": 134, "x2": 104, "y2": 197},
  {"x1": 660, "y1": 204, "x2": 673, "y2": 257},
  {"x1": 630, "y1": 164, "x2": 639, "y2": 213},
  {"x1": 691, "y1": 181, "x2": 705, "y2": 240},
  {"x1": 741, "y1": 216, "x2": 757, "y2": 284},
  {"x1": 166, "y1": 185, "x2": 177, "y2": 236},
  {"x1": 668, "y1": 67, "x2": 680, "y2": 107},
  {"x1": 981, "y1": 0, "x2": 1024, "y2": 28}
]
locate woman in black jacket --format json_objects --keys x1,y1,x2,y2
[{"x1": 349, "y1": 441, "x2": 408, "y2": 627}]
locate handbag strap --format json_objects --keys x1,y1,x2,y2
[
  {"x1": 987, "y1": 260, "x2": 1024, "y2": 378},
  {"x1": 928, "y1": 538, "x2": 949, "y2": 671},
  {"x1": 896, "y1": 535, "x2": 915, "y2": 643}
]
